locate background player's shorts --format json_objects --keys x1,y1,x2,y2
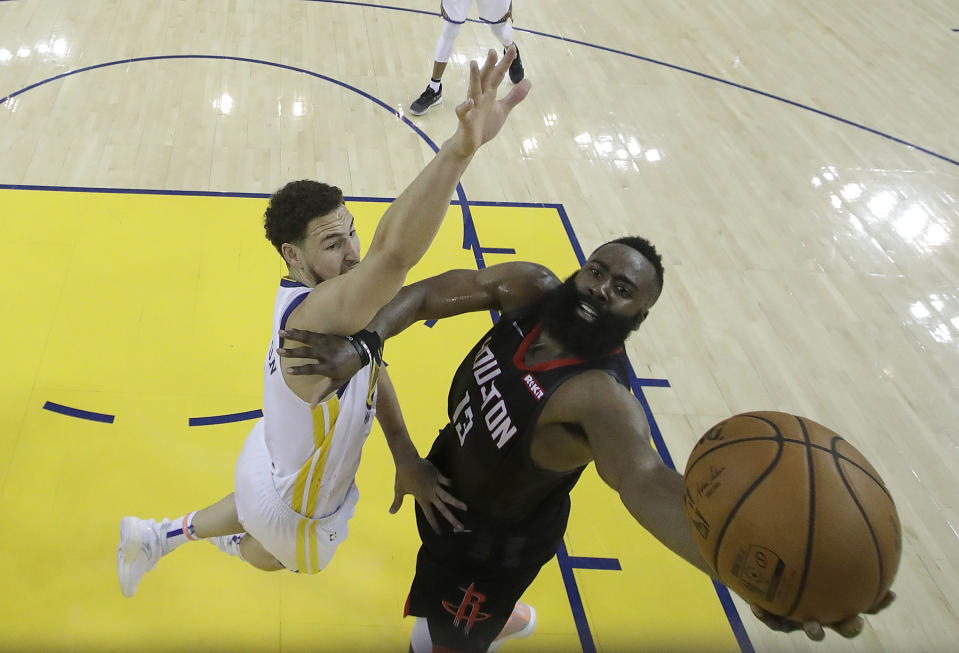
[
  {"x1": 234, "y1": 420, "x2": 359, "y2": 574},
  {"x1": 441, "y1": 0, "x2": 512, "y2": 24},
  {"x1": 404, "y1": 544, "x2": 543, "y2": 652}
]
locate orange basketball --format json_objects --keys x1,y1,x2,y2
[{"x1": 682, "y1": 411, "x2": 901, "y2": 624}]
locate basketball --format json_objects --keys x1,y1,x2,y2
[{"x1": 682, "y1": 411, "x2": 901, "y2": 624}]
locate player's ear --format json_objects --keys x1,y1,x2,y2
[{"x1": 280, "y1": 241, "x2": 301, "y2": 268}]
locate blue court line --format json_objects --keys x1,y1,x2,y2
[
  {"x1": 565, "y1": 555, "x2": 622, "y2": 571},
  {"x1": 42, "y1": 401, "x2": 115, "y2": 424},
  {"x1": 0, "y1": 183, "x2": 271, "y2": 197},
  {"x1": 188, "y1": 409, "x2": 263, "y2": 426},
  {"x1": 477, "y1": 247, "x2": 515, "y2": 255},
  {"x1": 629, "y1": 373, "x2": 676, "y2": 470},
  {"x1": 633, "y1": 377, "x2": 670, "y2": 387},
  {"x1": 556, "y1": 543, "x2": 603, "y2": 653},
  {"x1": 299, "y1": 0, "x2": 957, "y2": 169}
]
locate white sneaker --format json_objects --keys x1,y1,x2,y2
[
  {"x1": 117, "y1": 516, "x2": 167, "y2": 597},
  {"x1": 488, "y1": 602, "x2": 536, "y2": 652}
]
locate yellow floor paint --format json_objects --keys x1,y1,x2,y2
[{"x1": 0, "y1": 188, "x2": 740, "y2": 651}]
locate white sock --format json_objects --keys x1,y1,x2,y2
[
  {"x1": 428, "y1": 78, "x2": 441, "y2": 93},
  {"x1": 162, "y1": 511, "x2": 198, "y2": 554},
  {"x1": 209, "y1": 533, "x2": 246, "y2": 560}
]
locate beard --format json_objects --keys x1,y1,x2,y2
[{"x1": 534, "y1": 275, "x2": 640, "y2": 359}]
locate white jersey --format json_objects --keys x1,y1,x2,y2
[{"x1": 262, "y1": 277, "x2": 379, "y2": 520}]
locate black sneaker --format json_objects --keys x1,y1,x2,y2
[
  {"x1": 409, "y1": 84, "x2": 442, "y2": 116},
  {"x1": 506, "y1": 46, "x2": 524, "y2": 84}
]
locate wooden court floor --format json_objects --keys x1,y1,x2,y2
[{"x1": 1, "y1": 1, "x2": 957, "y2": 652}]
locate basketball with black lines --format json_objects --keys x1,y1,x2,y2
[{"x1": 682, "y1": 411, "x2": 901, "y2": 623}]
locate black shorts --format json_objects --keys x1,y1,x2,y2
[{"x1": 405, "y1": 544, "x2": 545, "y2": 653}]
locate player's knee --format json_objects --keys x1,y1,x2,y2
[
  {"x1": 434, "y1": 20, "x2": 462, "y2": 63},
  {"x1": 239, "y1": 535, "x2": 284, "y2": 571}
]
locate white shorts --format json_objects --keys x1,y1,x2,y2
[
  {"x1": 234, "y1": 420, "x2": 359, "y2": 574},
  {"x1": 441, "y1": 0, "x2": 512, "y2": 24}
]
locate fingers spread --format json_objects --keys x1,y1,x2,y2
[
  {"x1": 832, "y1": 616, "x2": 864, "y2": 639},
  {"x1": 436, "y1": 487, "x2": 467, "y2": 512},
  {"x1": 867, "y1": 590, "x2": 895, "y2": 614},
  {"x1": 286, "y1": 364, "x2": 322, "y2": 376},
  {"x1": 499, "y1": 78, "x2": 531, "y2": 112},
  {"x1": 434, "y1": 499, "x2": 463, "y2": 532},
  {"x1": 389, "y1": 494, "x2": 403, "y2": 514},
  {"x1": 420, "y1": 503, "x2": 440, "y2": 533},
  {"x1": 802, "y1": 621, "x2": 825, "y2": 641},
  {"x1": 750, "y1": 605, "x2": 800, "y2": 633},
  {"x1": 478, "y1": 48, "x2": 498, "y2": 88},
  {"x1": 454, "y1": 98, "x2": 474, "y2": 121},
  {"x1": 278, "y1": 328, "x2": 308, "y2": 342},
  {"x1": 277, "y1": 346, "x2": 317, "y2": 359},
  {"x1": 467, "y1": 59, "x2": 481, "y2": 102}
]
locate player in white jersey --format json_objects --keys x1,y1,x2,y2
[
  {"x1": 410, "y1": 0, "x2": 525, "y2": 116},
  {"x1": 117, "y1": 48, "x2": 530, "y2": 594}
]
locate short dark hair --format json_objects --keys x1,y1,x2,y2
[
  {"x1": 264, "y1": 180, "x2": 344, "y2": 254},
  {"x1": 600, "y1": 235, "x2": 664, "y2": 293}
]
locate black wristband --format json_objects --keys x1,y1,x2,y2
[{"x1": 344, "y1": 329, "x2": 382, "y2": 366}]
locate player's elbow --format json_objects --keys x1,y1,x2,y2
[{"x1": 527, "y1": 263, "x2": 560, "y2": 294}]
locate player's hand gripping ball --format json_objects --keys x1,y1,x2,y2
[{"x1": 682, "y1": 411, "x2": 901, "y2": 624}]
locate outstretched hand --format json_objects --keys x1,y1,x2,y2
[
  {"x1": 390, "y1": 457, "x2": 467, "y2": 533},
  {"x1": 448, "y1": 46, "x2": 531, "y2": 159},
  {"x1": 751, "y1": 590, "x2": 896, "y2": 641}
]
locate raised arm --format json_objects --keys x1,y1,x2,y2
[{"x1": 286, "y1": 48, "x2": 530, "y2": 338}]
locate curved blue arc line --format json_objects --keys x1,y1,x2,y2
[
  {"x1": 1, "y1": 54, "x2": 426, "y2": 151},
  {"x1": 299, "y1": 0, "x2": 958, "y2": 168},
  {"x1": 189, "y1": 409, "x2": 263, "y2": 426},
  {"x1": 43, "y1": 401, "x2": 115, "y2": 423}
]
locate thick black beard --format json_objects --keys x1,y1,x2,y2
[{"x1": 534, "y1": 275, "x2": 638, "y2": 359}]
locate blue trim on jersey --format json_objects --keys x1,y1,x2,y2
[
  {"x1": 167, "y1": 527, "x2": 184, "y2": 538},
  {"x1": 279, "y1": 292, "x2": 309, "y2": 331},
  {"x1": 280, "y1": 277, "x2": 306, "y2": 288}
]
